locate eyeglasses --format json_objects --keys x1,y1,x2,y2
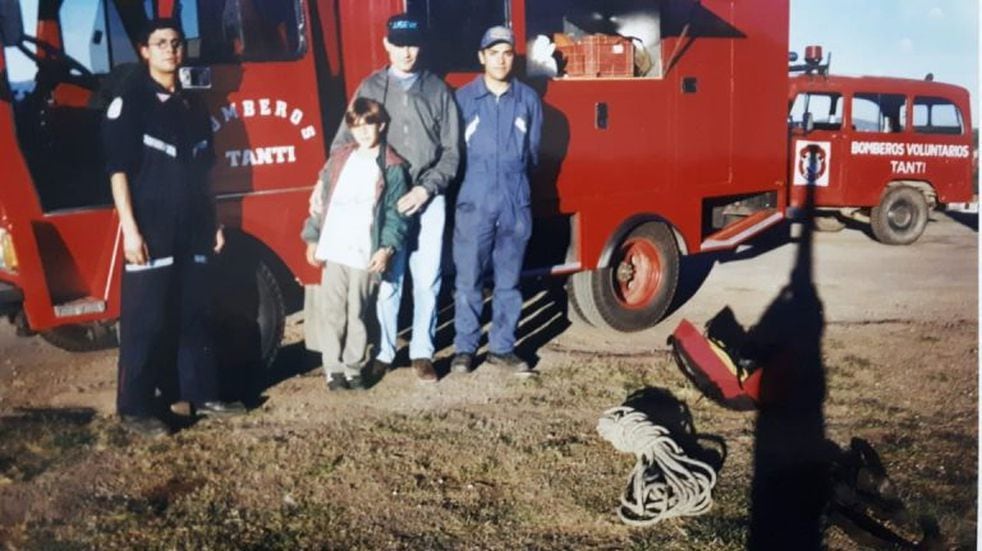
[{"x1": 149, "y1": 39, "x2": 184, "y2": 51}]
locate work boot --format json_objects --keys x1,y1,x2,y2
[
  {"x1": 120, "y1": 415, "x2": 170, "y2": 438},
  {"x1": 413, "y1": 358, "x2": 438, "y2": 383},
  {"x1": 451, "y1": 353, "x2": 475, "y2": 374},
  {"x1": 326, "y1": 373, "x2": 349, "y2": 391},
  {"x1": 196, "y1": 401, "x2": 247, "y2": 417},
  {"x1": 487, "y1": 352, "x2": 532, "y2": 374}
]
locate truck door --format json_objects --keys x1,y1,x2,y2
[
  {"x1": 841, "y1": 91, "x2": 908, "y2": 206},
  {"x1": 788, "y1": 90, "x2": 845, "y2": 207},
  {"x1": 1, "y1": 0, "x2": 148, "y2": 333}
]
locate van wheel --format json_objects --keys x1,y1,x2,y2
[
  {"x1": 813, "y1": 214, "x2": 846, "y2": 232},
  {"x1": 41, "y1": 322, "x2": 118, "y2": 352},
  {"x1": 567, "y1": 222, "x2": 679, "y2": 332},
  {"x1": 212, "y1": 257, "x2": 285, "y2": 371},
  {"x1": 870, "y1": 187, "x2": 929, "y2": 245}
]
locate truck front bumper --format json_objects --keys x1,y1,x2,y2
[{"x1": 0, "y1": 280, "x2": 24, "y2": 318}]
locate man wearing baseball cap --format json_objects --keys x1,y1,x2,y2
[
  {"x1": 450, "y1": 25, "x2": 543, "y2": 375},
  {"x1": 316, "y1": 13, "x2": 460, "y2": 383}
]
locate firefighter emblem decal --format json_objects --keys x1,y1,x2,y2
[{"x1": 793, "y1": 140, "x2": 831, "y2": 187}]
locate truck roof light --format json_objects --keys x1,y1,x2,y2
[{"x1": 804, "y1": 45, "x2": 823, "y2": 65}]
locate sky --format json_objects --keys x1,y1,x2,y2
[
  {"x1": 790, "y1": 0, "x2": 979, "y2": 126},
  {"x1": 4, "y1": 0, "x2": 981, "y2": 125}
]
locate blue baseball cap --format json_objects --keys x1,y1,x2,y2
[
  {"x1": 387, "y1": 14, "x2": 424, "y2": 47},
  {"x1": 480, "y1": 25, "x2": 514, "y2": 50}
]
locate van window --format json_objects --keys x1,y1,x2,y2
[
  {"x1": 851, "y1": 93, "x2": 905, "y2": 133},
  {"x1": 789, "y1": 92, "x2": 843, "y2": 131},
  {"x1": 525, "y1": 0, "x2": 662, "y2": 78},
  {"x1": 406, "y1": 0, "x2": 509, "y2": 73},
  {"x1": 913, "y1": 96, "x2": 965, "y2": 135},
  {"x1": 58, "y1": 0, "x2": 138, "y2": 75},
  {"x1": 182, "y1": 0, "x2": 305, "y2": 63}
]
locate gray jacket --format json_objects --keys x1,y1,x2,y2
[{"x1": 331, "y1": 68, "x2": 461, "y2": 197}]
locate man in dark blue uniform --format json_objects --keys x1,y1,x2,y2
[
  {"x1": 103, "y1": 19, "x2": 243, "y2": 437},
  {"x1": 451, "y1": 26, "x2": 543, "y2": 375}
]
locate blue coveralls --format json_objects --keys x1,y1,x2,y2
[
  {"x1": 102, "y1": 72, "x2": 219, "y2": 417},
  {"x1": 453, "y1": 76, "x2": 543, "y2": 355}
]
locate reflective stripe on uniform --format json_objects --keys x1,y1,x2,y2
[
  {"x1": 143, "y1": 134, "x2": 178, "y2": 157},
  {"x1": 124, "y1": 256, "x2": 175, "y2": 272}
]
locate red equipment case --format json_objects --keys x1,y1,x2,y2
[{"x1": 557, "y1": 34, "x2": 634, "y2": 78}]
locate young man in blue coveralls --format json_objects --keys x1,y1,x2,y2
[
  {"x1": 104, "y1": 19, "x2": 244, "y2": 437},
  {"x1": 451, "y1": 26, "x2": 543, "y2": 375}
]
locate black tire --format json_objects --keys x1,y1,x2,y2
[
  {"x1": 870, "y1": 187, "x2": 929, "y2": 245},
  {"x1": 212, "y1": 258, "x2": 285, "y2": 371},
  {"x1": 813, "y1": 214, "x2": 846, "y2": 232},
  {"x1": 567, "y1": 222, "x2": 680, "y2": 332},
  {"x1": 40, "y1": 322, "x2": 118, "y2": 352},
  {"x1": 567, "y1": 270, "x2": 601, "y2": 327}
]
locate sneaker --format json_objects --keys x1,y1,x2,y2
[
  {"x1": 412, "y1": 358, "x2": 438, "y2": 383},
  {"x1": 346, "y1": 374, "x2": 366, "y2": 390},
  {"x1": 451, "y1": 353, "x2": 474, "y2": 374},
  {"x1": 197, "y1": 401, "x2": 247, "y2": 417},
  {"x1": 327, "y1": 373, "x2": 349, "y2": 391},
  {"x1": 487, "y1": 352, "x2": 531, "y2": 373},
  {"x1": 120, "y1": 415, "x2": 170, "y2": 438}
]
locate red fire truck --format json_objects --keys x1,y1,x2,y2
[
  {"x1": 0, "y1": 0, "x2": 788, "y2": 363},
  {"x1": 787, "y1": 47, "x2": 974, "y2": 244}
]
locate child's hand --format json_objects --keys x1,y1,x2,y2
[
  {"x1": 305, "y1": 243, "x2": 323, "y2": 268},
  {"x1": 368, "y1": 247, "x2": 393, "y2": 273}
]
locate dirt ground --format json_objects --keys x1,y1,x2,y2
[{"x1": 0, "y1": 213, "x2": 977, "y2": 549}]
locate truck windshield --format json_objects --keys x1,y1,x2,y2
[{"x1": 789, "y1": 92, "x2": 843, "y2": 131}]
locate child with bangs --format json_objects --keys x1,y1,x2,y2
[{"x1": 301, "y1": 98, "x2": 409, "y2": 391}]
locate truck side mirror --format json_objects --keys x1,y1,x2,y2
[
  {"x1": 801, "y1": 112, "x2": 814, "y2": 133},
  {"x1": 0, "y1": 0, "x2": 24, "y2": 47}
]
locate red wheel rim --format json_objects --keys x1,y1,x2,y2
[{"x1": 613, "y1": 237, "x2": 662, "y2": 310}]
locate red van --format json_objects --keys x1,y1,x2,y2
[{"x1": 788, "y1": 70, "x2": 974, "y2": 244}]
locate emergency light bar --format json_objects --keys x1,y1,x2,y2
[{"x1": 789, "y1": 44, "x2": 831, "y2": 75}]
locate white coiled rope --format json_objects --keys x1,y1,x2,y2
[{"x1": 597, "y1": 406, "x2": 718, "y2": 526}]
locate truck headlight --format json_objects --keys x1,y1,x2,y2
[{"x1": 0, "y1": 228, "x2": 18, "y2": 272}]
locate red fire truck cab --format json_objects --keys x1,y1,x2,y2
[
  {"x1": 0, "y1": 0, "x2": 789, "y2": 364},
  {"x1": 788, "y1": 50, "x2": 974, "y2": 244}
]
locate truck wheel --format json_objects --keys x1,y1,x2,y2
[
  {"x1": 567, "y1": 222, "x2": 679, "y2": 332},
  {"x1": 813, "y1": 214, "x2": 846, "y2": 232},
  {"x1": 40, "y1": 322, "x2": 118, "y2": 352},
  {"x1": 213, "y1": 258, "x2": 285, "y2": 371},
  {"x1": 870, "y1": 187, "x2": 929, "y2": 245}
]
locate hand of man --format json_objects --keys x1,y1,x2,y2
[
  {"x1": 214, "y1": 226, "x2": 225, "y2": 254},
  {"x1": 396, "y1": 186, "x2": 431, "y2": 216},
  {"x1": 305, "y1": 243, "x2": 323, "y2": 268},
  {"x1": 367, "y1": 247, "x2": 393, "y2": 273},
  {"x1": 123, "y1": 229, "x2": 149, "y2": 265}
]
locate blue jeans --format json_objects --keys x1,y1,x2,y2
[{"x1": 376, "y1": 194, "x2": 445, "y2": 362}]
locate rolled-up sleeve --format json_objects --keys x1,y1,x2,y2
[{"x1": 101, "y1": 94, "x2": 141, "y2": 177}]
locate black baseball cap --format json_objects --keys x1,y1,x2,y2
[{"x1": 386, "y1": 14, "x2": 424, "y2": 47}]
